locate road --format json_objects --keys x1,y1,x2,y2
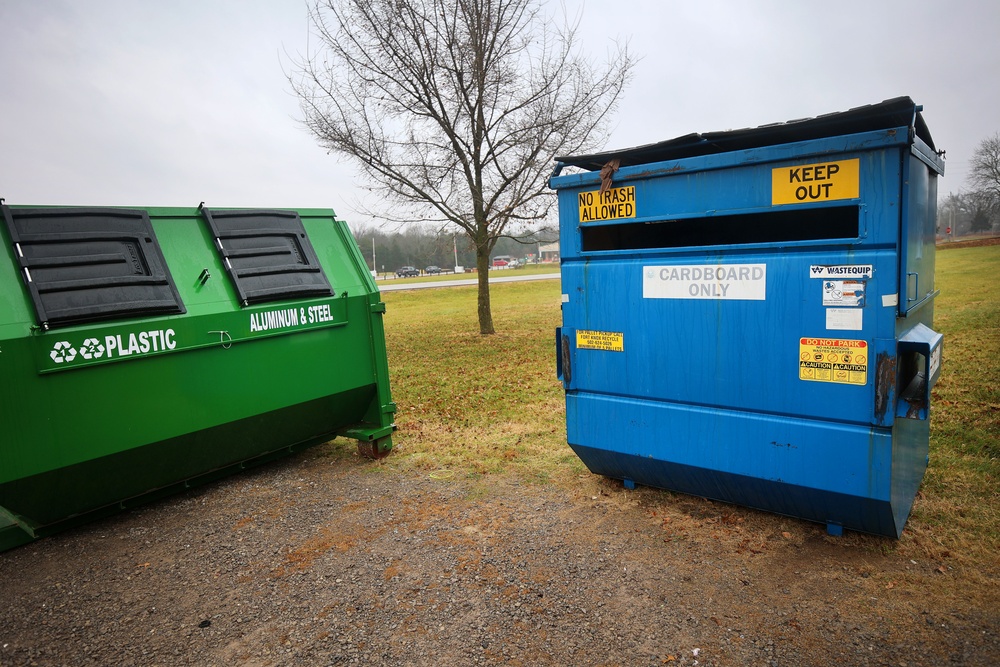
[{"x1": 378, "y1": 272, "x2": 559, "y2": 291}]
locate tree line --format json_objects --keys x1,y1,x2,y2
[
  {"x1": 940, "y1": 133, "x2": 1000, "y2": 237},
  {"x1": 348, "y1": 224, "x2": 556, "y2": 274}
]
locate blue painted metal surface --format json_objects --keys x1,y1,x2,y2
[{"x1": 550, "y1": 98, "x2": 944, "y2": 538}]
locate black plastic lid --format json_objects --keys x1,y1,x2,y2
[
  {"x1": 556, "y1": 97, "x2": 934, "y2": 171},
  {"x1": 200, "y1": 208, "x2": 333, "y2": 306},
  {"x1": 2, "y1": 206, "x2": 185, "y2": 329}
]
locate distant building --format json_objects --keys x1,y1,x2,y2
[{"x1": 539, "y1": 242, "x2": 560, "y2": 262}]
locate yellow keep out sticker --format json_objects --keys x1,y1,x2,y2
[
  {"x1": 772, "y1": 158, "x2": 859, "y2": 206},
  {"x1": 799, "y1": 337, "x2": 868, "y2": 385},
  {"x1": 577, "y1": 330, "x2": 624, "y2": 352}
]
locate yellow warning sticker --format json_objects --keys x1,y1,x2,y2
[
  {"x1": 799, "y1": 337, "x2": 868, "y2": 385},
  {"x1": 772, "y1": 158, "x2": 860, "y2": 206},
  {"x1": 577, "y1": 330, "x2": 624, "y2": 352},
  {"x1": 578, "y1": 186, "x2": 636, "y2": 222}
]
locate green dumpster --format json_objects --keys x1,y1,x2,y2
[{"x1": 0, "y1": 204, "x2": 396, "y2": 552}]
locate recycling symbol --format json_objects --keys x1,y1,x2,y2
[
  {"x1": 78, "y1": 337, "x2": 106, "y2": 360},
  {"x1": 50, "y1": 341, "x2": 78, "y2": 364}
]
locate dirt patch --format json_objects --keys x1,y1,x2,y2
[
  {"x1": 937, "y1": 236, "x2": 1000, "y2": 249},
  {"x1": 1, "y1": 448, "x2": 997, "y2": 666}
]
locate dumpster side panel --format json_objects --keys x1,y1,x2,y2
[
  {"x1": 1, "y1": 387, "x2": 375, "y2": 529},
  {"x1": 566, "y1": 392, "x2": 899, "y2": 536},
  {"x1": 899, "y1": 152, "x2": 940, "y2": 315}
]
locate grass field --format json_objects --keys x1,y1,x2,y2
[
  {"x1": 377, "y1": 277, "x2": 572, "y2": 480},
  {"x1": 367, "y1": 245, "x2": 998, "y2": 565},
  {"x1": 910, "y1": 244, "x2": 1000, "y2": 561}
]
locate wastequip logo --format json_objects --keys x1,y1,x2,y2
[
  {"x1": 809, "y1": 264, "x2": 873, "y2": 279},
  {"x1": 48, "y1": 329, "x2": 176, "y2": 365}
]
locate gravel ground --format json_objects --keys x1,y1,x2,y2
[{"x1": 1, "y1": 445, "x2": 997, "y2": 667}]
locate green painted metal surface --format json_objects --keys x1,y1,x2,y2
[{"x1": 0, "y1": 205, "x2": 395, "y2": 552}]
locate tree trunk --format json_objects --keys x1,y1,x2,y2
[{"x1": 475, "y1": 246, "x2": 495, "y2": 335}]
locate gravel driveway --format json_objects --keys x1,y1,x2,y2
[{"x1": 1, "y1": 444, "x2": 996, "y2": 666}]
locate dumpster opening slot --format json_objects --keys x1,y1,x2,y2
[
  {"x1": 581, "y1": 205, "x2": 859, "y2": 251},
  {"x1": 1, "y1": 206, "x2": 185, "y2": 328}
]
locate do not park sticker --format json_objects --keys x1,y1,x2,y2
[{"x1": 799, "y1": 337, "x2": 868, "y2": 385}]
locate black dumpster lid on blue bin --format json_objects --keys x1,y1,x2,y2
[{"x1": 555, "y1": 96, "x2": 935, "y2": 171}]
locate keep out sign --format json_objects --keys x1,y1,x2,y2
[{"x1": 772, "y1": 158, "x2": 859, "y2": 205}]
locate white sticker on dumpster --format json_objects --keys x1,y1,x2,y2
[
  {"x1": 822, "y1": 280, "x2": 865, "y2": 307},
  {"x1": 809, "y1": 264, "x2": 873, "y2": 279},
  {"x1": 643, "y1": 264, "x2": 766, "y2": 300}
]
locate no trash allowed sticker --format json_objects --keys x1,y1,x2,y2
[
  {"x1": 577, "y1": 186, "x2": 635, "y2": 223},
  {"x1": 799, "y1": 337, "x2": 868, "y2": 385}
]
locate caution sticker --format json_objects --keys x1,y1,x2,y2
[
  {"x1": 576, "y1": 330, "x2": 624, "y2": 352},
  {"x1": 578, "y1": 186, "x2": 636, "y2": 222},
  {"x1": 772, "y1": 159, "x2": 860, "y2": 206},
  {"x1": 798, "y1": 337, "x2": 868, "y2": 385},
  {"x1": 822, "y1": 280, "x2": 865, "y2": 307}
]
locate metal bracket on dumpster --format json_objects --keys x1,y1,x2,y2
[
  {"x1": 339, "y1": 423, "x2": 396, "y2": 460},
  {"x1": 0, "y1": 504, "x2": 38, "y2": 542},
  {"x1": 338, "y1": 423, "x2": 396, "y2": 442},
  {"x1": 555, "y1": 327, "x2": 571, "y2": 386},
  {"x1": 895, "y1": 323, "x2": 943, "y2": 420}
]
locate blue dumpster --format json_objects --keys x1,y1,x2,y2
[{"x1": 550, "y1": 97, "x2": 944, "y2": 537}]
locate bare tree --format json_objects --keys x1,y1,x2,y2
[
  {"x1": 939, "y1": 190, "x2": 995, "y2": 237},
  {"x1": 291, "y1": 0, "x2": 633, "y2": 334},
  {"x1": 969, "y1": 133, "x2": 1000, "y2": 203},
  {"x1": 963, "y1": 133, "x2": 1000, "y2": 233}
]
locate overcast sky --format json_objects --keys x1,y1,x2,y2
[{"x1": 1, "y1": 0, "x2": 998, "y2": 229}]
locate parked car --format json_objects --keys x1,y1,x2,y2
[
  {"x1": 425, "y1": 265, "x2": 442, "y2": 275},
  {"x1": 395, "y1": 266, "x2": 419, "y2": 278},
  {"x1": 492, "y1": 255, "x2": 510, "y2": 267}
]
